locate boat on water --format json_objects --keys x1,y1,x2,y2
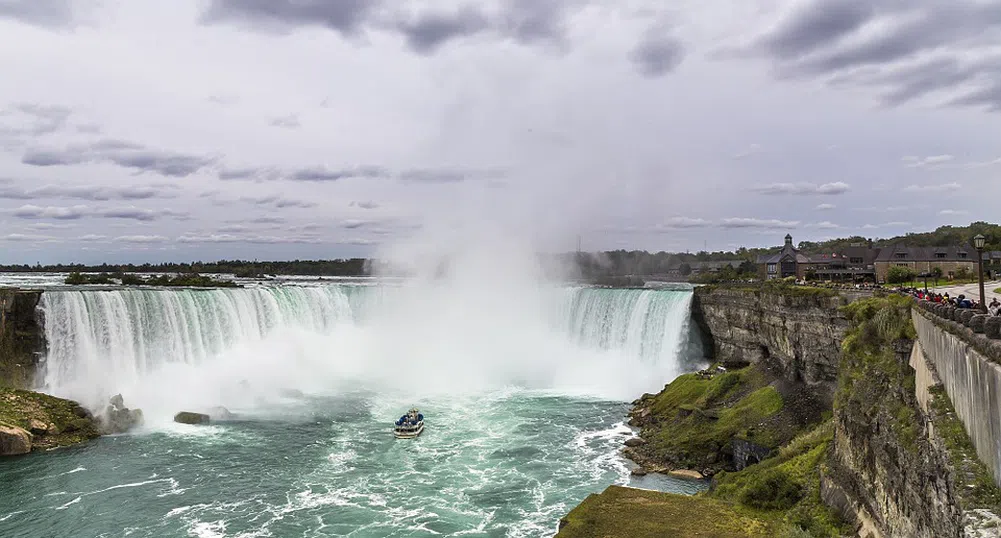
[{"x1": 394, "y1": 407, "x2": 424, "y2": 439}]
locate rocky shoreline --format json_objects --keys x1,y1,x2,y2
[{"x1": 0, "y1": 390, "x2": 146, "y2": 456}]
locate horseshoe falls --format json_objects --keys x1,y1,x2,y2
[{"x1": 2, "y1": 283, "x2": 706, "y2": 538}]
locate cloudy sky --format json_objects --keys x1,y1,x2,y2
[{"x1": 0, "y1": 0, "x2": 998, "y2": 264}]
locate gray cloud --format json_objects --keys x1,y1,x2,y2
[
  {"x1": 248, "y1": 216, "x2": 287, "y2": 225},
  {"x1": 720, "y1": 218, "x2": 800, "y2": 229},
  {"x1": 341, "y1": 219, "x2": 372, "y2": 229},
  {"x1": 630, "y1": 27, "x2": 685, "y2": 77},
  {"x1": 115, "y1": 235, "x2": 170, "y2": 244},
  {"x1": 239, "y1": 194, "x2": 317, "y2": 209},
  {"x1": 269, "y1": 114, "x2": 301, "y2": 129},
  {"x1": 397, "y1": 7, "x2": 489, "y2": 54},
  {"x1": 22, "y1": 139, "x2": 217, "y2": 177},
  {"x1": 903, "y1": 182, "x2": 962, "y2": 193},
  {"x1": 11, "y1": 204, "x2": 189, "y2": 222},
  {"x1": 0, "y1": 103, "x2": 72, "y2": 136},
  {"x1": 200, "y1": 0, "x2": 378, "y2": 36},
  {"x1": 201, "y1": 0, "x2": 583, "y2": 53},
  {"x1": 1, "y1": 233, "x2": 57, "y2": 242},
  {"x1": 351, "y1": 201, "x2": 380, "y2": 210},
  {"x1": 0, "y1": 183, "x2": 179, "y2": 201},
  {"x1": 750, "y1": 182, "x2": 850, "y2": 195},
  {"x1": 176, "y1": 233, "x2": 326, "y2": 245},
  {"x1": 217, "y1": 166, "x2": 278, "y2": 181},
  {"x1": 748, "y1": 0, "x2": 1001, "y2": 110},
  {"x1": 0, "y1": 0, "x2": 76, "y2": 27},
  {"x1": 99, "y1": 207, "x2": 189, "y2": 222},
  {"x1": 12, "y1": 204, "x2": 88, "y2": 220},
  {"x1": 397, "y1": 167, "x2": 505, "y2": 183},
  {"x1": 290, "y1": 166, "x2": 389, "y2": 182},
  {"x1": 902, "y1": 154, "x2": 954, "y2": 168}
]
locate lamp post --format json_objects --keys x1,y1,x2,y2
[{"x1": 975, "y1": 234, "x2": 987, "y2": 313}]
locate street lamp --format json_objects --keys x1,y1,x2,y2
[{"x1": 975, "y1": 234, "x2": 987, "y2": 313}]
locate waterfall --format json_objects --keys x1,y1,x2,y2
[{"x1": 38, "y1": 284, "x2": 698, "y2": 408}]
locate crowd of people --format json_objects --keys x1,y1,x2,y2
[{"x1": 901, "y1": 287, "x2": 1001, "y2": 316}]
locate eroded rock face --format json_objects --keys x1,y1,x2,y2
[
  {"x1": 0, "y1": 425, "x2": 31, "y2": 456},
  {"x1": 826, "y1": 339, "x2": 965, "y2": 538},
  {"x1": 691, "y1": 288, "x2": 848, "y2": 389},
  {"x1": 100, "y1": 394, "x2": 143, "y2": 434}
]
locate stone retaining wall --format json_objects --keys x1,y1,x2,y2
[{"x1": 912, "y1": 303, "x2": 1001, "y2": 487}]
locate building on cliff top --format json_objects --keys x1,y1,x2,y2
[
  {"x1": 757, "y1": 234, "x2": 811, "y2": 280},
  {"x1": 873, "y1": 245, "x2": 979, "y2": 282},
  {"x1": 757, "y1": 234, "x2": 983, "y2": 283}
]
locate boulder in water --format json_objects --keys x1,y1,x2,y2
[
  {"x1": 0, "y1": 425, "x2": 31, "y2": 456},
  {"x1": 101, "y1": 394, "x2": 144, "y2": 434},
  {"x1": 624, "y1": 437, "x2": 647, "y2": 448},
  {"x1": 174, "y1": 411, "x2": 210, "y2": 425}
]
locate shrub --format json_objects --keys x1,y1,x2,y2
[
  {"x1": 887, "y1": 266, "x2": 917, "y2": 284},
  {"x1": 738, "y1": 469, "x2": 804, "y2": 510}
]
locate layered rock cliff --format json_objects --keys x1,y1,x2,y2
[
  {"x1": 0, "y1": 289, "x2": 44, "y2": 389},
  {"x1": 821, "y1": 297, "x2": 964, "y2": 537},
  {"x1": 691, "y1": 286, "x2": 849, "y2": 390}
]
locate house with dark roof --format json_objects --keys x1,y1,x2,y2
[
  {"x1": 754, "y1": 234, "x2": 881, "y2": 282},
  {"x1": 874, "y1": 245, "x2": 978, "y2": 283},
  {"x1": 757, "y1": 234, "x2": 811, "y2": 280}
]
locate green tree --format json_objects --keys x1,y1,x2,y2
[
  {"x1": 679, "y1": 263, "x2": 692, "y2": 276},
  {"x1": 887, "y1": 266, "x2": 917, "y2": 284}
]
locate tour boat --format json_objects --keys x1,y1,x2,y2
[{"x1": 393, "y1": 407, "x2": 425, "y2": 439}]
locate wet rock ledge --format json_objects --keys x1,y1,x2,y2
[{"x1": 0, "y1": 388, "x2": 101, "y2": 455}]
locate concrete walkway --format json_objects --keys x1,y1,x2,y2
[{"x1": 930, "y1": 280, "x2": 1001, "y2": 304}]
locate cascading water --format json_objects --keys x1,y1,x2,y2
[
  {"x1": 3, "y1": 282, "x2": 707, "y2": 538},
  {"x1": 40, "y1": 284, "x2": 699, "y2": 410}
]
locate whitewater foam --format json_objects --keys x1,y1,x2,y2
[{"x1": 39, "y1": 284, "x2": 697, "y2": 420}]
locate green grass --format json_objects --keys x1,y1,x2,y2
[
  {"x1": 710, "y1": 422, "x2": 847, "y2": 537},
  {"x1": 994, "y1": 287, "x2": 1001, "y2": 295},
  {"x1": 555, "y1": 485, "x2": 777, "y2": 538}
]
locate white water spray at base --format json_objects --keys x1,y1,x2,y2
[{"x1": 38, "y1": 284, "x2": 697, "y2": 421}]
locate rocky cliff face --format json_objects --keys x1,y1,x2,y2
[
  {"x1": 691, "y1": 286, "x2": 849, "y2": 390},
  {"x1": 822, "y1": 297, "x2": 970, "y2": 538},
  {"x1": 0, "y1": 289, "x2": 44, "y2": 389}
]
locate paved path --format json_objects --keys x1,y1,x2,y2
[{"x1": 930, "y1": 280, "x2": 1001, "y2": 304}]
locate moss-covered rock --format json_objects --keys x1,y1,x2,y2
[
  {"x1": 627, "y1": 363, "x2": 826, "y2": 475},
  {"x1": 554, "y1": 485, "x2": 777, "y2": 538},
  {"x1": 0, "y1": 389, "x2": 100, "y2": 452}
]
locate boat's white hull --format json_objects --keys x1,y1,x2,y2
[{"x1": 394, "y1": 422, "x2": 424, "y2": 439}]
